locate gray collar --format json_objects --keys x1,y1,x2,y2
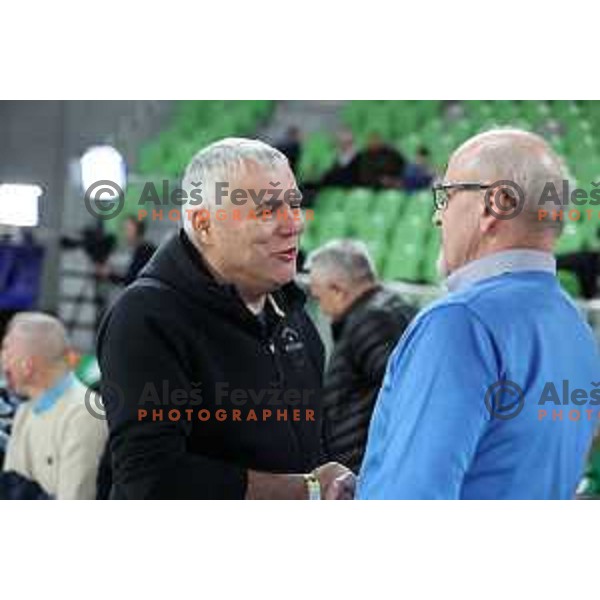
[{"x1": 445, "y1": 249, "x2": 556, "y2": 293}]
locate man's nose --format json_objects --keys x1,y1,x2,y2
[{"x1": 277, "y1": 205, "x2": 304, "y2": 236}]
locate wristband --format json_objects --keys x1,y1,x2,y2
[{"x1": 303, "y1": 472, "x2": 321, "y2": 500}]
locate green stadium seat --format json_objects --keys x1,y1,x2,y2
[{"x1": 136, "y1": 101, "x2": 274, "y2": 178}]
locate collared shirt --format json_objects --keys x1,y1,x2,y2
[
  {"x1": 357, "y1": 250, "x2": 600, "y2": 499},
  {"x1": 32, "y1": 372, "x2": 77, "y2": 415},
  {"x1": 445, "y1": 249, "x2": 556, "y2": 293}
]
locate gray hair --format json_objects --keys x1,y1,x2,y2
[
  {"x1": 181, "y1": 137, "x2": 289, "y2": 234},
  {"x1": 7, "y1": 312, "x2": 69, "y2": 365},
  {"x1": 307, "y1": 239, "x2": 377, "y2": 285},
  {"x1": 453, "y1": 128, "x2": 572, "y2": 233}
]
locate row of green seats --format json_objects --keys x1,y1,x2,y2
[
  {"x1": 306, "y1": 102, "x2": 597, "y2": 177},
  {"x1": 137, "y1": 101, "x2": 274, "y2": 178},
  {"x1": 301, "y1": 99, "x2": 599, "y2": 192},
  {"x1": 302, "y1": 189, "x2": 439, "y2": 283},
  {"x1": 303, "y1": 181, "x2": 600, "y2": 287}
]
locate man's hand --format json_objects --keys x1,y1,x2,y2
[
  {"x1": 313, "y1": 462, "x2": 356, "y2": 500},
  {"x1": 244, "y1": 463, "x2": 356, "y2": 500}
]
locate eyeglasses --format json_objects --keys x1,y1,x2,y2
[{"x1": 432, "y1": 182, "x2": 491, "y2": 212}]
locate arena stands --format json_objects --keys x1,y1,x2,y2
[
  {"x1": 122, "y1": 100, "x2": 600, "y2": 295},
  {"x1": 296, "y1": 101, "x2": 600, "y2": 296}
]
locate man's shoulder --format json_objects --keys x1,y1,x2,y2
[
  {"x1": 56, "y1": 381, "x2": 107, "y2": 435},
  {"x1": 407, "y1": 295, "x2": 493, "y2": 343},
  {"x1": 349, "y1": 287, "x2": 414, "y2": 327},
  {"x1": 372, "y1": 287, "x2": 415, "y2": 317},
  {"x1": 102, "y1": 275, "x2": 185, "y2": 330},
  {"x1": 118, "y1": 275, "x2": 180, "y2": 304},
  {"x1": 410, "y1": 273, "x2": 563, "y2": 341}
]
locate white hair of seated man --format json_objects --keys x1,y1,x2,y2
[{"x1": 306, "y1": 239, "x2": 378, "y2": 287}]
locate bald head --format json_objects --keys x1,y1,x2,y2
[
  {"x1": 1, "y1": 312, "x2": 71, "y2": 397},
  {"x1": 437, "y1": 128, "x2": 569, "y2": 278},
  {"x1": 449, "y1": 128, "x2": 571, "y2": 232},
  {"x1": 452, "y1": 128, "x2": 556, "y2": 165},
  {"x1": 7, "y1": 312, "x2": 69, "y2": 364}
]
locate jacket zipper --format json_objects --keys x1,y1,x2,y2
[{"x1": 264, "y1": 327, "x2": 304, "y2": 465}]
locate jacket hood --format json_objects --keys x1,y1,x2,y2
[{"x1": 136, "y1": 229, "x2": 306, "y2": 326}]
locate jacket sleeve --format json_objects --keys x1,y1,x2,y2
[{"x1": 97, "y1": 289, "x2": 248, "y2": 499}]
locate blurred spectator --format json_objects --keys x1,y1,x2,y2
[
  {"x1": 381, "y1": 146, "x2": 436, "y2": 191},
  {"x1": 1, "y1": 312, "x2": 107, "y2": 499},
  {"x1": 97, "y1": 215, "x2": 156, "y2": 286},
  {"x1": 557, "y1": 228, "x2": 600, "y2": 299},
  {"x1": 403, "y1": 146, "x2": 435, "y2": 192},
  {"x1": 557, "y1": 251, "x2": 600, "y2": 299},
  {"x1": 320, "y1": 130, "x2": 360, "y2": 188},
  {"x1": 0, "y1": 386, "x2": 17, "y2": 468},
  {"x1": 276, "y1": 126, "x2": 302, "y2": 172},
  {"x1": 355, "y1": 133, "x2": 406, "y2": 188},
  {"x1": 307, "y1": 240, "x2": 415, "y2": 472}
]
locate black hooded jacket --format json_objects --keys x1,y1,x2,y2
[{"x1": 97, "y1": 230, "x2": 324, "y2": 499}]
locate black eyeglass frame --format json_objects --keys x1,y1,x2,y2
[{"x1": 432, "y1": 182, "x2": 492, "y2": 211}]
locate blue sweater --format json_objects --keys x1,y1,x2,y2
[{"x1": 357, "y1": 252, "x2": 600, "y2": 499}]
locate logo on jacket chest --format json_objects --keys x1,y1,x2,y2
[{"x1": 279, "y1": 326, "x2": 304, "y2": 354}]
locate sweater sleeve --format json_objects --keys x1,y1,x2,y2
[{"x1": 357, "y1": 304, "x2": 500, "y2": 499}]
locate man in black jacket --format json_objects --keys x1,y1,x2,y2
[
  {"x1": 308, "y1": 239, "x2": 415, "y2": 472},
  {"x1": 97, "y1": 138, "x2": 353, "y2": 499}
]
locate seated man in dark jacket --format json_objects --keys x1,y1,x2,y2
[
  {"x1": 308, "y1": 239, "x2": 415, "y2": 472},
  {"x1": 97, "y1": 138, "x2": 353, "y2": 499},
  {"x1": 355, "y1": 133, "x2": 407, "y2": 189}
]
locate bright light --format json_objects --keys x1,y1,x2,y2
[
  {"x1": 80, "y1": 145, "x2": 126, "y2": 198},
  {"x1": 0, "y1": 183, "x2": 43, "y2": 227}
]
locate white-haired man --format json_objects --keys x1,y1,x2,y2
[
  {"x1": 1, "y1": 313, "x2": 107, "y2": 499},
  {"x1": 358, "y1": 129, "x2": 600, "y2": 499},
  {"x1": 98, "y1": 137, "x2": 353, "y2": 499},
  {"x1": 307, "y1": 239, "x2": 414, "y2": 472}
]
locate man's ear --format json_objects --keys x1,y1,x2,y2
[
  {"x1": 481, "y1": 184, "x2": 516, "y2": 233},
  {"x1": 481, "y1": 197, "x2": 498, "y2": 234},
  {"x1": 191, "y1": 209, "x2": 212, "y2": 242}
]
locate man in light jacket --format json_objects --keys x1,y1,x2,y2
[{"x1": 1, "y1": 312, "x2": 107, "y2": 499}]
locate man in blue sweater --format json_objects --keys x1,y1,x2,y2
[{"x1": 357, "y1": 128, "x2": 600, "y2": 499}]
